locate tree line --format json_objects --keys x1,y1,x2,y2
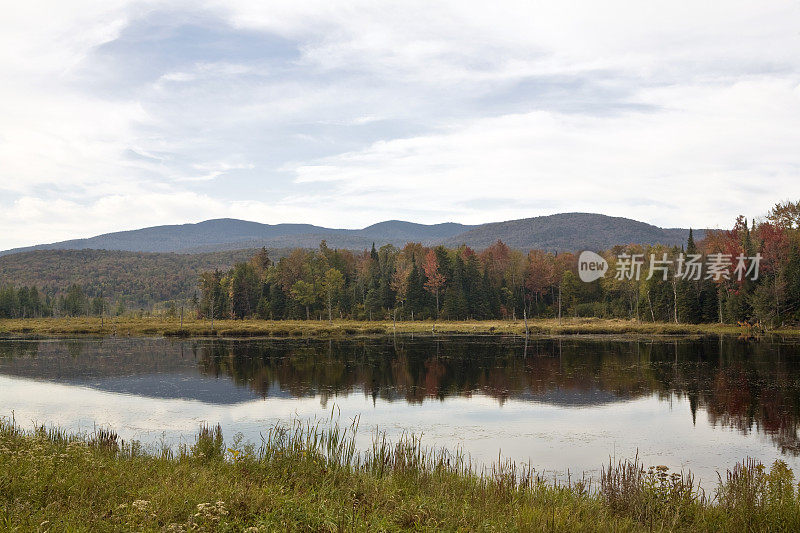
[
  {"x1": 1, "y1": 201, "x2": 797, "y2": 325},
  {"x1": 196, "y1": 202, "x2": 800, "y2": 326},
  {"x1": 0, "y1": 284, "x2": 115, "y2": 319}
]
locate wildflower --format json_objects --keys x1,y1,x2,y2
[
  {"x1": 194, "y1": 500, "x2": 228, "y2": 521},
  {"x1": 131, "y1": 499, "x2": 150, "y2": 511}
]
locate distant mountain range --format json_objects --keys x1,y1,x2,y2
[{"x1": 1, "y1": 213, "x2": 705, "y2": 256}]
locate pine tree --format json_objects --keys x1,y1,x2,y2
[
  {"x1": 441, "y1": 258, "x2": 468, "y2": 319},
  {"x1": 266, "y1": 280, "x2": 287, "y2": 319},
  {"x1": 406, "y1": 258, "x2": 429, "y2": 319},
  {"x1": 230, "y1": 262, "x2": 261, "y2": 319},
  {"x1": 364, "y1": 287, "x2": 381, "y2": 320},
  {"x1": 676, "y1": 231, "x2": 701, "y2": 323},
  {"x1": 463, "y1": 254, "x2": 484, "y2": 319}
]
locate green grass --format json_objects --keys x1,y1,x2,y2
[
  {"x1": 2, "y1": 419, "x2": 800, "y2": 531},
  {"x1": 1, "y1": 316, "x2": 792, "y2": 338}
]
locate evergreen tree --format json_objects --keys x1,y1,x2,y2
[
  {"x1": 441, "y1": 257, "x2": 468, "y2": 319},
  {"x1": 784, "y1": 246, "x2": 800, "y2": 322},
  {"x1": 230, "y1": 262, "x2": 261, "y2": 319},
  {"x1": 406, "y1": 258, "x2": 429, "y2": 319},
  {"x1": 64, "y1": 285, "x2": 87, "y2": 316},
  {"x1": 463, "y1": 254, "x2": 484, "y2": 318},
  {"x1": 0, "y1": 287, "x2": 18, "y2": 318},
  {"x1": 265, "y1": 280, "x2": 287, "y2": 319},
  {"x1": 17, "y1": 286, "x2": 30, "y2": 318},
  {"x1": 364, "y1": 287, "x2": 382, "y2": 320},
  {"x1": 29, "y1": 286, "x2": 42, "y2": 317}
]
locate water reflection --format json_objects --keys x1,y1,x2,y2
[{"x1": 1, "y1": 335, "x2": 800, "y2": 475}]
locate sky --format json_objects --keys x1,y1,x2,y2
[{"x1": 1, "y1": 0, "x2": 799, "y2": 250}]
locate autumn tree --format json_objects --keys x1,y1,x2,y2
[
  {"x1": 525, "y1": 250, "x2": 555, "y2": 313},
  {"x1": 752, "y1": 218, "x2": 796, "y2": 325},
  {"x1": 766, "y1": 200, "x2": 800, "y2": 230},
  {"x1": 199, "y1": 270, "x2": 226, "y2": 321},
  {"x1": 479, "y1": 240, "x2": 511, "y2": 287},
  {"x1": 290, "y1": 280, "x2": 316, "y2": 320},
  {"x1": 505, "y1": 249, "x2": 527, "y2": 319},
  {"x1": 321, "y1": 268, "x2": 345, "y2": 322},
  {"x1": 422, "y1": 249, "x2": 446, "y2": 316},
  {"x1": 406, "y1": 258, "x2": 429, "y2": 319},
  {"x1": 552, "y1": 252, "x2": 576, "y2": 321}
]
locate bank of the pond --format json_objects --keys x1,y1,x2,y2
[
  {"x1": 0, "y1": 316, "x2": 791, "y2": 338},
  {"x1": 1, "y1": 420, "x2": 799, "y2": 531}
]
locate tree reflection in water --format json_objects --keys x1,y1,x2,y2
[
  {"x1": 1, "y1": 335, "x2": 800, "y2": 455},
  {"x1": 190, "y1": 336, "x2": 800, "y2": 455}
]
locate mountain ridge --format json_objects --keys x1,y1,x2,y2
[
  {"x1": 1, "y1": 213, "x2": 705, "y2": 256},
  {"x1": 441, "y1": 213, "x2": 703, "y2": 252}
]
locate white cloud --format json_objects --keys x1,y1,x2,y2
[
  {"x1": 289, "y1": 79, "x2": 800, "y2": 229},
  {"x1": 0, "y1": 0, "x2": 798, "y2": 249},
  {"x1": 215, "y1": 0, "x2": 800, "y2": 83}
]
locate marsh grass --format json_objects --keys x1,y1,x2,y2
[
  {"x1": 1, "y1": 316, "x2": 785, "y2": 339},
  {"x1": 601, "y1": 455, "x2": 705, "y2": 529},
  {"x1": 2, "y1": 418, "x2": 800, "y2": 531}
]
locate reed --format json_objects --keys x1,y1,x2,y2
[{"x1": 2, "y1": 417, "x2": 800, "y2": 531}]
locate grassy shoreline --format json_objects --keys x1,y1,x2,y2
[
  {"x1": 0, "y1": 316, "x2": 794, "y2": 338},
  {"x1": 2, "y1": 419, "x2": 800, "y2": 531}
]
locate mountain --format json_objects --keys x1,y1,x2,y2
[
  {"x1": 0, "y1": 213, "x2": 708, "y2": 309},
  {"x1": 442, "y1": 213, "x2": 705, "y2": 252},
  {"x1": 0, "y1": 219, "x2": 332, "y2": 256},
  {"x1": 358, "y1": 220, "x2": 470, "y2": 241},
  {"x1": 178, "y1": 220, "x2": 477, "y2": 253},
  {"x1": 0, "y1": 213, "x2": 704, "y2": 257},
  {"x1": 0, "y1": 219, "x2": 474, "y2": 256}
]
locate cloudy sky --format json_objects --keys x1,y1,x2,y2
[{"x1": 1, "y1": 1, "x2": 798, "y2": 249}]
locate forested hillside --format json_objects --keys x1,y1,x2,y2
[
  {"x1": 1, "y1": 219, "x2": 473, "y2": 255},
  {"x1": 183, "y1": 202, "x2": 798, "y2": 327},
  {"x1": 443, "y1": 213, "x2": 704, "y2": 250},
  {"x1": 2, "y1": 213, "x2": 701, "y2": 255},
  {"x1": 1, "y1": 206, "x2": 793, "y2": 323},
  {"x1": 0, "y1": 248, "x2": 261, "y2": 310}
]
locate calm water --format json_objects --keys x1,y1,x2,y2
[{"x1": 2, "y1": 335, "x2": 800, "y2": 484}]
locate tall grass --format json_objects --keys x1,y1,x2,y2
[{"x1": 2, "y1": 417, "x2": 800, "y2": 531}]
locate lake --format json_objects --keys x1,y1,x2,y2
[{"x1": 2, "y1": 334, "x2": 799, "y2": 485}]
